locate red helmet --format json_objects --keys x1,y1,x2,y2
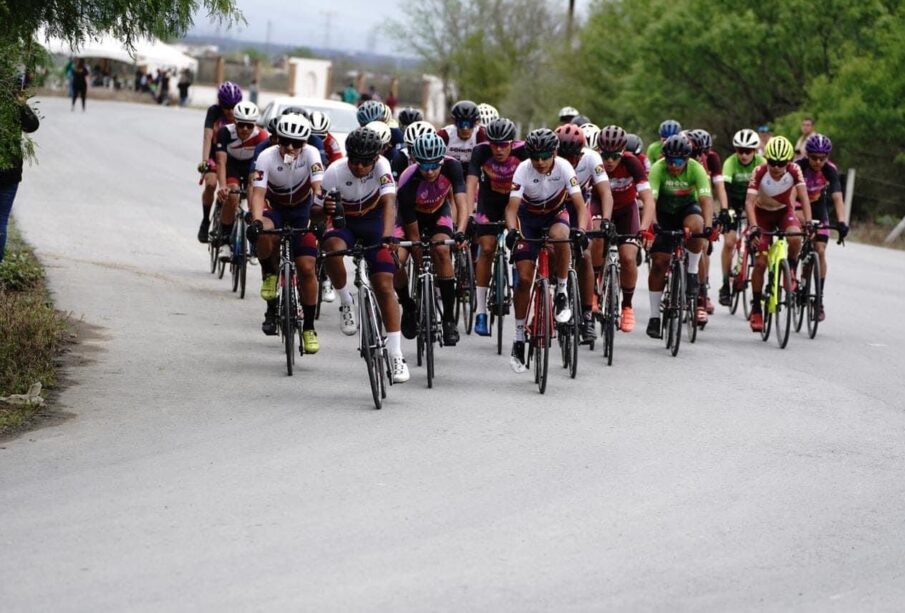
[{"x1": 554, "y1": 124, "x2": 586, "y2": 157}]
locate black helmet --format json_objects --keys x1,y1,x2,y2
[
  {"x1": 570, "y1": 114, "x2": 591, "y2": 127},
  {"x1": 398, "y1": 107, "x2": 423, "y2": 129},
  {"x1": 345, "y1": 127, "x2": 383, "y2": 159},
  {"x1": 625, "y1": 133, "x2": 643, "y2": 156},
  {"x1": 451, "y1": 100, "x2": 480, "y2": 123},
  {"x1": 688, "y1": 128, "x2": 712, "y2": 154},
  {"x1": 525, "y1": 128, "x2": 559, "y2": 155},
  {"x1": 485, "y1": 117, "x2": 517, "y2": 142},
  {"x1": 661, "y1": 134, "x2": 692, "y2": 158}
]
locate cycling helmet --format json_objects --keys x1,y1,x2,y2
[
  {"x1": 477, "y1": 102, "x2": 499, "y2": 125},
  {"x1": 403, "y1": 120, "x2": 436, "y2": 148},
  {"x1": 345, "y1": 126, "x2": 383, "y2": 159},
  {"x1": 579, "y1": 123, "x2": 600, "y2": 150},
  {"x1": 282, "y1": 105, "x2": 310, "y2": 120},
  {"x1": 661, "y1": 133, "x2": 692, "y2": 158},
  {"x1": 381, "y1": 103, "x2": 393, "y2": 123},
  {"x1": 217, "y1": 81, "x2": 242, "y2": 107},
  {"x1": 525, "y1": 128, "x2": 559, "y2": 155},
  {"x1": 625, "y1": 133, "x2": 644, "y2": 156},
  {"x1": 658, "y1": 119, "x2": 682, "y2": 138},
  {"x1": 365, "y1": 120, "x2": 392, "y2": 147},
  {"x1": 268, "y1": 117, "x2": 279, "y2": 133},
  {"x1": 398, "y1": 107, "x2": 423, "y2": 129},
  {"x1": 805, "y1": 133, "x2": 833, "y2": 155},
  {"x1": 558, "y1": 106, "x2": 580, "y2": 121},
  {"x1": 412, "y1": 132, "x2": 447, "y2": 163},
  {"x1": 308, "y1": 111, "x2": 331, "y2": 136},
  {"x1": 571, "y1": 114, "x2": 591, "y2": 127},
  {"x1": 485, "y1": 117, "x2": 517, "y2": 142},
  {"x1": 689, "y1": 128, "x2": 713, "y2": 154},
  {"x1": 732, "y1": 128, "x2": 760, "y2": 149},
  {"x1": 599, "y1": 125, "x2": 628, "y2": 152},
  {"x1": 764, "y1": 135, "x2": 794, "y2": 161},
  {"x1": 357, "y1": 100, "x2": 385, "y2": 126},
  {"x1": 276, "y1": 113, "x2": 312, "y2": 141},
  {"x1": 451, "y1": 100, "x2": 480, "y2": 123},
  {"x1": 554, "y1": 124, "x2": 586, "y2": 156},
  {"x1": 233, "y1": 101, "x2": 259, "y2": 123}
]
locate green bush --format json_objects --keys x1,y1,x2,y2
[{"x1": 0, "y1": 249, "x2": 44, "y2": 291}]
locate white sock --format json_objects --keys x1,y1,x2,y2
[
  {"x1": 514, "y1": 318, "x2": 526, "y2": 342},
  {"x1": 556, "y1": 277, "x2": 567, "y2": 294},
  {"x1": 337, "y1": 284, "x2": 354, "y2": 306},
  {"x1": 476, "y1": 286, "x2": 488, "y2": 314},
  {"x1": 687, "y1": 251, "x2": 702, "y2": 272},
  {"x1": 387, "y1": 331, "x2": 402, "y2": 357},
  {"x1": 649, "y1": 291, "x2": 663, "y2": 317}
]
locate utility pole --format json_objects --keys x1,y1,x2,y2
[
  {"x1": 265, "y1": 20, "x2": 272, "y2": 58},
  {"x1": 321, "y1": 10, "x2": 336, "y2": 49},
  {"x1": 567, "y1": 0, "x2": 576, "y2": 38}
]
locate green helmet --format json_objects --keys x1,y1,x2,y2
[{"x1": 764, "y1": 136, "x2": 794, "y2": 162}]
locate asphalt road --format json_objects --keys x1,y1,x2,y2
[{"x1": 3, "y1": 97, "x2": 905, "y2": 611}]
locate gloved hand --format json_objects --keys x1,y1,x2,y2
[
  {"x1": 571, "y1": 228, "x2": 589, "y2": 250},
  {"x1": 246, "y1": 219, "x2": 264, "y2": 242},
  {"x1": 837, "y1": 221, "x2": 849, "y2": 240},
  {"x1": 197, "y1": 161, "x2": 209, "y2": 174},
  {"x1": 717, "y1": 208, "x2": 732, "y2": 228},
  {"x1": 704, "y1": 226, "x2": 720, "y2": 242},
  {"x1": 639, "y1": 226, "x2": 655, "y2": 243},
  {"x1": 505, "y1": 229, "x2": 521, "y2": 251},
  {"x1": 454, "y1": 231, "x2": 467, "y2": 245}
]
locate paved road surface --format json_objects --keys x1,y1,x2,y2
[{"x1": 3, "y1": 98, "x2": 905, "y2": 611}]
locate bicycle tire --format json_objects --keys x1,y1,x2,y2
[
  {"x1": 534, "y1": 279, "x2": 551, "y2": 394},
  {"x1": 359, "y1": 288, "x2": 382, "y2": 409},
  {"x1": 495, "y1": 250, "x2": 507, "y2": 355},
  {"x1": 776, "y1": 259, "x2": 792, "y2": 349},
  {"x1": 792, "y1": 260, "x2": 804, "y2": 333},
  {"x1": 686, "y1": 286, "x2": 698, "y2": 345},
  {"x1": 729, "y1": 242, "x2": 742, "y2": 315},
  {"x1": 208, "y1": 203, "x2": 222, "y2": 274},
  {"x1": 314, "y1": 260, "x2": 325, "y2": 320},
  {"x1": 760, "y1": 279, "x2": 772, "y2": 342},
  {"x1": 567, "y1": 269, "x2": 580, "y2": 378},
  {"x1": 668, "y1": 259, "x2": 684, "y2": 357},
  {"x1": 806, "y1": 255, "x2": 822, "y2": 339},
  {"x1": 424, "y1": 274, "x2": 435, "y2": 388},
  {"x1": 282, "y1": 263, "x2": 295, "y2": 376},
  {"x1": 461, "y1": 251, "x2": 476, "y2": 335},
  {"x1": 603, "y1": 261, "x2": 618, "y2": 366}
]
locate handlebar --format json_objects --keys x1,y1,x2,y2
[{"x1": 398, "y1": 238, "x2": 457, "y2": 249}]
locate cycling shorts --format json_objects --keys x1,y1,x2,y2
[
  {"x1": 753, "y1": 207, "x2": 800, "y2": 253},
  {"x1": 394, "y1": 205, "x2": 455, "y2": 241},
  {"x1": 262, "y1": 205, "x2": 318, "y2": 259},
  {"x1": 323, "y1": 209, "x2": 396, "y2": 275},
  {"x1": 650, "y1": 202, "x2": 702, "y2": 254},
  {"x1": 512, "y1": 207, "x2": 570, "y2": 263}
]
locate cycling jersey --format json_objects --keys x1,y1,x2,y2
[
  {"x1": 646, "y1": 141, "x2": 663, "y2": 162},
  {"x1": 396, "y1": 157, "x2": 465, "y2": 222},
  {"x1": 438, "y1": 125, "x2": 488, "y2": 165},
  {"x1": 648, "y1": 158, "x2": 712, "y2": 214},
  {"x1": 215, "y1": 124, "x2": 270, "y2": 178},
  {"x1": 637, "y1": 152, "x2": 650, "y2": 172},
  {"x1": 605, "y1": 152, "x2": 650, "y2": 211},
  {"x1": 511, "y1": 157, "x2": 582, "y2": 216},
  {"x1": 698, "y1": 150, "x2": 724, "y2": 183},
  {"x1": 574, "y1": 148, "x2": 609, "y2": 194},
  {"x1": 252, "y1": 144, "x2": 324, "y2": 208},
  {"x1": 793, "y1": 158, "x2": 842, "y2": 203},
  {"x1": 320, "y1": 156, "x2": 396, "y2": 218},
  {"x1": 390, "y1": 148, "x2": 412, "y2": 181},
  {"x1": 722, "y1": 152, "x2": 766, "y2": 208},
  {"x1": 204, "y1": 104, "x2": 230, "y2": 134},
  {"x1": 468, "y1": 141, "x2": 529, "y2": 212},
  {"x1": 747, "y1": 163, "x2": 806, "y2": 211},
  {"x1": 322, "y1": 133, "x2": 343, "y2": 164}
]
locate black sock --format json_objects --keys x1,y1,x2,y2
[
  {"x1": 439, "y1": 278, "x2": 456, "y2": 321},
  {"x1": 789, "y1": 257, "x2": 798, "y2": 270},
  {"x1": 303, "y1": 304, "x2": 316, "y2": 330},
  {"x1": 221, "y1": 223, "x2": 233, "y2": 238},
  {"x1": 752, "y1": 292, "x2": 763, "y2": 313},
  {"x1": 396, "y1": 283, "x2": 414, "y2": 308},
  {"x1": 621, "y1": 287, "x2": 634, "y2": 308},
  {"x1": 202, "y1": 204, "x2": 211, "y2": 221},
  {"x1": 820, "y1": 277, "x2": 826, "y2": 293}
]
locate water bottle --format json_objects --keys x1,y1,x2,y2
[{"x1": 329, "y1": 189, "x2": 345, "y2": 230}]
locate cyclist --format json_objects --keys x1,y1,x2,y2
[
  {"x1": 467, "y1": 117, "x2": 529, "y2": 337},
  {"x1": 438, "y1": 100, "x2": 488, "y2": 165},
  {"x1": 505, "y1": 128, "x2": 588, "y2": 373},
  {"x1": 358, "y1": 100, "x2": 404, "y2": 153},
  {"x1": 646, "y1": 119, "x2": 681, "y2": 162},
  {"x1": 318, "y1": 127, "x2": 411, "y2": 383},
  {"x1": 213, "y1": 101, "x2": 269, "y2": 256},
  {"x1": 394, "y1": 133, "x2": 467, "y2": 345},
  {"x1": 558, "y1": 106, "x2": 580, "y2": 125},
  {"x1": 555, "y1": 123, "x2": 612, "y2": 341},
  {"x1": 744, "y1": 135, "x2": 812, "y2": 332},
  {"x1": 580, "y1": 123, "x2": 600, "y2": 151},
  {"x1": 625, "y1": 133, "x2": 648, "y2": 170},
  {"x1": 641, "y1": 134, "x2": 713, "y2": 338},
  {"x1": 246, "y1": 113, "x2": 324, "y2": 352},
  {"x1": 718, "y1": 128, "x2": 765, "y2": 305},
  {"x1": 365, "y1": 120, "x2": 394, "y2": 161},
  {"x1": 391, "y1": 120, "x2": 435, "y2": 181},
  {"x1": 596, "y1": 125, "x2": 654, "y2": 333},
  {"x1": 197, "y1": 81, "x2": 241, "y2": 243},
  {"x1": 793, "y1": 133, "x2": 849, "y2": 320},
  {"x1": 478, "y1": 102, "x2": 500, "y2": 126},
  {"x1": 397, "y1": 107, "x2": 423, "y2": 132},
  {"x1": 309, "y1": 111, "x2": 343, "y2": 164}
]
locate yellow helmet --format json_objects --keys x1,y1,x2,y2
[{"x1": 764, "y1": 136, "x2": 794, "y2": 162}]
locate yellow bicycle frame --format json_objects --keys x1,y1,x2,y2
[{"x1": 763, "y1": 237, "x2": 788, "y2": 315}]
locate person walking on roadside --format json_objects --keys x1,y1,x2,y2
[
  {"x1": 71, "y1": 58, "x2": 89, "y2": 111},
  {"x1": 0, "y1": 93, "x2": 40, "y2": 262},
  {"x1": 177, "y1": 69, "x2": 192, "y2": 107}
]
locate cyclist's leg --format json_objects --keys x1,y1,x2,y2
[
  {"x1": 474, "y1": 209, "x2": 501, "y2": 316},
  {"x1": 784, "y1": 208, "x2": 803, "y2": 265},
  {"x1": 200, "y1": 166, "x2": 217, "y2": 240},
  {"x1": 646, "y1": 207, "x2": 673, "y2": 336},
  {"x1": 429, "y1": 213, "x2": 456, "y2": 322},
  {"x1": 322, "y1": 230, "x2": 353, "y2": 306},
  {"x1": 550, "y1": 209, "x2": 572, "y2": 292},
  {"x1": 511, "y1": 221, "x2": 537, "y2": 355},
  {"x1": 614, "y1": 202, "x2": 640, "y2": 328}
]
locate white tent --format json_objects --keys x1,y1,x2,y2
[{"x1": 40, "y1": 31, "x2": 198, "y2": 74}]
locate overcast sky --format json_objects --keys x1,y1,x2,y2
[{"x1": 190, "y1": 0, "x2": 592, "y2": 55}]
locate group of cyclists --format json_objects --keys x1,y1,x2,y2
[{"x1": 196, "y1": 81, "x2": 850, "y2": 389}]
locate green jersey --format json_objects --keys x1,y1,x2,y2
[
  {"x1": 722, "y1": 152, "x2": 765, "y2": 207},
  {"x1": 647, "y1": 140, "x2": 663, "y2": 162},
  {"x1": 649, "y1": 158, "x2": 712, "y2": 213}
]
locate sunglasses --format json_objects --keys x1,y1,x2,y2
[
  {"x1": 529, "y1": 151, "x2": 555, "y2": 161},
  {"x1": 808, "y1": 154, "x2": 827, "y2": 163},
  {"x1": 767, "y1": 159, "x2": 788, "y2": 168},
  {"x1": 236, "y1": 122, "x2": 255, "y2": 130},
  {"x1": 455, "y1": 121, "x2": 475, "y2": 129},
  {"x1": 222, "y1": 105, "x2": 235, "y2": 111},
  {"x1": 418, "y1": 161, "x2": 442, "y2": 171},
  {"x1": 736, "y1": 148, "x2": 755, "y2": 155},
  {"x1": 489, "y1": 140, "x2": 512, "y2": 148},
  {"x1": 349, "y1": 156, "x2": 377, "y2": 167},
  {"x1": 601, "y1": 151, "x2": 623, "y2": 161},
  {"x1": 279, "y1": 137, "x2": 306, "y2": 149},
  {"x1": 666, "y1": 156, "x2": 687, "y2": 166}
]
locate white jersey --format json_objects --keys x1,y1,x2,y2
[
  {"x1": 252, "y1": 144, "x2": 324, "y2": 207},
  {"x1": 320, "y1": 156, "x2": 396, "y2": 217},
  {"x1": 574, "y1": 148, "x2": 609, "y2": 193},
  {"x1": 511, "y1": 157, "x2": 582, "y2": 215},
  {"x1": 440, "y1": 125, "x2": 483, "y2": 165}
]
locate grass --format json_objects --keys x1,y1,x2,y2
[
  {"x1": 849, "y1": 219, "x2": 905, "y2": 251},
  {"x1": 0, "y1": 222, "x2": 70, "y2": 435}
]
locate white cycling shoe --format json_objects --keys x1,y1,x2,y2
[
  {"x1": 339, "y1": 304, "x2": 357, "y2": 336},
  {"x1": 322, "y1": 279, "x2": 336, "y2": 303},
  {"x1": 391, "y1": 356, "x2": 410, "y2": 383}
]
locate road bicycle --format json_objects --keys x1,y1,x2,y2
[
  {"x1": 793, "y1": 223, "x2": 844, "y2": 339},
  {"x1": 588, "y1": 225, "x2": 641, "y2": 366},
  {"x1": 453, "y1": 242, "x2": 476, "y2": 336},
  {"x1": 227, "y1": 185, "x2": 249, "y2": 298},
  {"x1": 477, "y1": 221, "x2": 512, "y2": 355},
  {"x1": 321, "y1": 242, "x2": 393, "y2": 409},
  {"x1": 654, "y1": 227, "x2": 709, "y2": 357},
  {"x1": 727, "y1": 211, "x2": 754, "y2": 317},
  {"x1": 748, "y1": 228, "x2": 800, "y2": 349}
]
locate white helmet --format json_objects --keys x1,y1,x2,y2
[
  {"x1": 477, "y1": 103, "x2": 499, "y2": 125},
  {"x1": 403, "y1": 120, "x2": 436, "y2": 148},
  {"x1": 558, "y1": 106, "x2": 580, "y2": 120},
  {"x1": 276, "y1": 113, "x2": 312, "y2": 141},
  {"x1": 580, "y1": 123, "x2": 600, "y2": 150},
  {"x1": 732, "y1": 128, "x2": 760, "y2": 149},
  {"x1": 365, "y1": 120, "x2": 392, "y2": 146},
  {"x1": 309, "y1": 111, "x2": 331, "y2": 137},
  {"x1": 380, "y1": 103, "x2": 392, "y2": 123},
  {"x1": 233, "y1": 101, "x2": 260, "y2": 123}
]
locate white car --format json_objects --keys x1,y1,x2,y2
[{"x1": 259, "y1": 96, "x2": 359, "y2": 152}]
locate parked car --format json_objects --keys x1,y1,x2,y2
[{"x1": 259, "y1": 96, "x2": 359, "y2": 152}]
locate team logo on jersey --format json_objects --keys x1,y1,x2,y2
[
  {"x1": 312, "y1": 163, "x2": 324, "y2": 173},
  {"x1": 594, "y1": 164, "x2": 605, "y2": 175},
  {"x1": 277, "y1": 166, "x2": 284, "y2": 172},
  {"x1": 511, "y1": 182, "x2": 521, "y2": 191},
  {"x1": 254, "y1": 170, "x2": 264, "y2": 181},
  {"x1": 379, "y1": 173, "x2": 393, "y2": 186},
  {"x1": 569, "y1": 176, "x2": 579, "y2": 187}
]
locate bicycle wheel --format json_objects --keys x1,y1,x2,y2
[
  {"x1": 760, "y1": 279, "x2": 772, "y2": 342},
  {"x1": 495, "y1": 250, "x2": 508, "y2": 355},
  {"x1": 686, "y1": 289, "x2": 698, "y2": 345},
  {"x1": 603, "y1": 262, "x2": 618, "y2": 366},
  {"x1": 534, "y1": 279, "x2": 551, "y2": 394},
  {"x1": 208, "y1": 204, "x2": 222, "y2": 274},
  {"x1": 423, "y1": 274, "x2": 435, "y2": 388},
  {"x1": 566, "y1": 269, "x2": 580, "y2": 378},
  {"x1": 459, "y1": 251, "x2": 476, "y2": 335},
  {"x1": 314, "y1": 260, "x2": 325, "y2": 320},
  {"x1": 742, "y1": 249, "x2": 755, "y2": 320},
  {"x1": 729, "y1": 241, "x2": 744, "y2": 315},
  {"x1": 359, "y1": 288, "x2": 382, "y2": 409},
  {"x1": 775, "y1": 259, "x2": 793, "y2": 349},
  {"x1": 792, "y1": 258, "x2": 805, "y2": 333},
  {"x1": 668, "y1": 259, "x2": 684, "y2": 357},
  {"x1": 806, "y1": 256, "x2": 822, "y2": 339},
  {"x1": 281, "y1": 263, "x2": 295, "y2": 376}
]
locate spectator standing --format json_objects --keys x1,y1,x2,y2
[
  {"x1": 342, "y1": 82, "x2": 359, "y2": 105},
  {"x1": 0, "y1": 95, "x2": 40, "y2": 262},
  {"x1": 249, "y1": 79, "x2": 259, "y2": 105},
  {"x1": 71, "y1": 58, "x2": 89, "y2": 111},
  {"x1": 794, "y1": 116, "x2": 815, "y2": 159},
  {"x1": 177, "y1": 69, "x2": 192, "y2": 107},
  {"x1": 64, "y1": 57, "x2": 75, "y2": 99},
  {"x1": 756, "y1": 125, "x2": 771, "y2": 156},
  {"x1": 385, "y1": 91, "x2": 397, "y2": 113}
]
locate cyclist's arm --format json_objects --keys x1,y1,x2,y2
[
  {"x1": 571, "y1": 190, "x2": 589, "y2": 231},
  {"x1": 202, "y1": 127, "x2": 214, "y2": 163},
  {"x1": 447, "y1": 159, "x2": 469, "y2": 233},
  {"x1": 691, "y1": 161, "x2": 714, "y2": 224},
  {"x1": 250, "y1": 186, "x2": 267, "y2": 222},
  {"x1": 831, "y1": 190, "x2": 845, "y2": 224},
  {"x1": 465, "y1": 175, "x2": 479, "y2": 214},
  {"x1": 639, "y1": 189, "x2": 655, "y2": 229},
  {"x1": 380, "y1": 193, "x2": 397, "y2": 238},
  {"x1": 796, "y1": 184, "x2": 812, "y2": 222},
  {"x1": 215, "y1": 150, "x2": 228, "y2": 198},
  {"x1": 505, "y1": 196, "x2": 521, "y2": 232}
]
